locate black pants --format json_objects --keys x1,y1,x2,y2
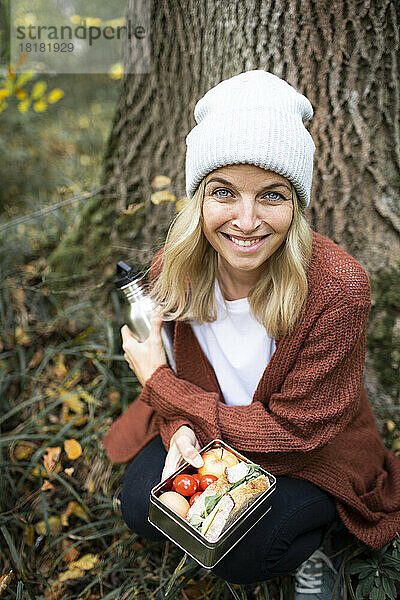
[{"x1": 120, "y1": 436, "x2": 338, "y2": 585}]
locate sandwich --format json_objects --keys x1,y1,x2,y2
[{"x1": 186, "y1": 460, "x2": 271, "y2": 542}]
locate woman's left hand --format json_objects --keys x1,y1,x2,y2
[{"x1": 121, "y1": 310, "x2": 167, "y2": 386}]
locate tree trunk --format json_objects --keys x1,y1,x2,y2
[{"x1": 49, "y1": 0, "x2": 400, "y2": 414}]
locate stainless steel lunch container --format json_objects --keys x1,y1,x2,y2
[{"x1": 148, "y1": 439, "x2": 276, "y2": 568}]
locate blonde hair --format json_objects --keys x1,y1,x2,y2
[{"x1": 149, "y1": 177, "x2": 313, "y2": 339}]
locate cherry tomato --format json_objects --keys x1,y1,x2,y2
[
  {"x1": 193, "y1": 473, "x2": 201, "y2": 487},
  {"x1": 199, "y1": 474, "x2": 218, "y2": 491},
  {"x1": 173, "y1": 474, "x2": 198, "y2": 496},
  {"x1": 189, "y1": 491, "x2": 203, "y2": 506}
]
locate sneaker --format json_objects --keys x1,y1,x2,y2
[{"x1": 294, "y1": 548, "x2": 342, "y2": 599}]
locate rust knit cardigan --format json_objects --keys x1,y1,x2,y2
[{"x1": 103, "y1": 230, "x2": 400, "y2": 550}]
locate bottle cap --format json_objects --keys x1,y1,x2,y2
[{"x1": 114, "y1": 261, "x2": 143, "y2": 289}]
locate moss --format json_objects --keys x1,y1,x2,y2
[{"x1": 366, "y1": 263, "x2": 400, "y2": 403}]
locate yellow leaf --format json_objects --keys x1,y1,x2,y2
[
  {"x1": 61, "y1": 501, "x2": 88, "y2": 527},
  {"x1": 33, "y1": 99, "x2": 47, "y2": 112},
  {"x1": 79, "y1": 390, "x2": 96, "y2": 405},
  {"x1": 41, "y1": 480, "x2": 54, "y2": 491},
  {"x1": 151, "y1": 190, "x2": 176, "y2": 205},
  {"x1": 109, "y1": 62, "x2": 123, "y2": 79},
  {"x1": 54, "y1": 355, "x2": 68, "y2": 379},
  {"x1": 61, "y1": 389, "x2": 84, "y2": 413},
  {"x1": 386, "y1": 420, "x2": 396, "y2": 433},
  {"x1": 176, "y1": 196, "x2": 190, "y2": 212},
  {"x1": 0, "y1": 89, "x2": 10, "y2": 100},
  {"x1": 32, "y1": 81, "x2": 47, "y2": 99},
  {"x1": 43, "y1": 446, "x2": 61, "y2": 472},
  {"x1": 70, "y1": 14, "x2": 81, "y2": 25},
  {"x1": 15, "y1": 89, "x2": 28, "y2": 99},
  {"x1": 151, "y1": 175, "x2": 171, "y2": 190},
  {"x1": 15, "y1": 325, "x2": 31, "y2": 346},
  {"x1": 71, "y1": 553, "x2": 99, "y2": 570},
  {"x1": 14, "y1": 442, "x2": 34, "y2": 460},
  {"x1": 18, "y1": 99, "x2": 30, "y2": 113},
  {"x1": 35, "y1": 516, "x2": 61, "y2": 535},
  {"x1": 392, "y1": 438, "x2": 400, "y2": 452},
  {"x1": 25, "y1": 524, "x2": 34, "y2": 546},
  {"x1": 64, "y1": 467, "x2": 74, "y2": 476},
  {"x1": 47, "y1": 88, "x2": 64, "y2": 103},
  {"x1": 85, "y1": 18, "x2": 102, "y2": 27},
  {"x1": 15, "y1": 70, "x2": 34, "y2": 88},
  {"x1": 58, "y1": 566, "x2": 84, "y2": 581},
  {"x1": 64, "y1": 439, "x2": 82, "y2": 460}
]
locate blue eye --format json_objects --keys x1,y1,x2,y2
[
  {"x1": 263, "y1": 192, "x2": 283, "y2": 202},
  {"x1": 213, "y1": 188, "x2": 231, "y2": 198}
]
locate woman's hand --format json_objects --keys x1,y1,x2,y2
[
  {"x1": 161, "y1": 425, "x2": 204, "y2": 482},
  {"x1": 121, "y1": 310, "x2": 167, "y2": 386}
]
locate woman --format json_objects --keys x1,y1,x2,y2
[{"x1": 103, "y1": 71, "x2": 400, "y2": 597}]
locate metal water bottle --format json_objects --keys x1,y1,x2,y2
[{"x1": 115, "y1": 261, "x2": 176, "y2": 374}]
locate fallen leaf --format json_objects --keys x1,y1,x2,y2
[
  {"x1": 61, "y1": 501, "x2": 88, "y2": 527},
  {"x1": 35, "y1": 516, "x2": 62, "y2": 535},
  {"x1": 392, "y1": 438, "x2": 400, "y2": 452},
  {"x1": 57, "y1": 553, "x2": 99, "y2": 582},
  {"x1": 28, "y1": 349, "x2": 44, "y2": 368},
  {"x1": 71, "y1": 553, "x2": 99, "y2": 570},
  {"x1": 108, "y1": 390, "x2": 120, "y2": 405},
  {"x1": 151, "y1": 190, "x2": 176, "y2": 205},
  {"x1": 58, "y1": 566, "x2": 84, "y2": 582},
  {"x1": 60, "y1": 389, "x2": 84, "y2": 413},
  {"x1": 25, "y1": 524, "x2": 34, "y2": 546},
  {"x1": 61, "y1": 540, "x2": 79, "y2": 563},
  {"x1": 43, "y1": 447, "x2": 61, "y2": 472},
  {"x1": 41, "y1": 481, "x2": 54, "y2": 491},
  {"x1": 32, "y1": 464, "x2": 62, "y2": 478},
  {"x1": 13, "y1": 442, "x2": 35, "y2": 460},
  {"x1": 64, "y1": 467, "x2": 74, "y2": 476},
  {"x1": 64, "y1": 439, "x2": 82, "y2": 460},
  {"x1": 54, "y1": 354, "x2": 68, "y2": 378},
  {"x1": 15, "y1": 325, "x2": 31, "y2": 346},
  {"x1": 151, "y1": 175, "x2": 171, "y2": 189},
  {"x1": 121, "y1": 202, "x2": 144, "y2": 216}
]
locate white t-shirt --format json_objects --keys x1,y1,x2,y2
[{"x1": 190, "y1": 280, "x2": 276, "y2": 406}]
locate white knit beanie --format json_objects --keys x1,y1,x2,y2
[{"x1": 185, "y1": 70, "x2": 315, "y2": 208}]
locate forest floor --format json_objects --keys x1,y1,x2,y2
[{"x1": 1, "y1": 71, "x2": 400, "y2": 600}]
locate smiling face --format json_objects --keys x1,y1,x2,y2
[{"x1": 202, "y1": 164, "x2": 294, "y2": 298}]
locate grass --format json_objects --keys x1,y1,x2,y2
[
  {"x1": 1, "y1": 220, "x2": 400, "y2": 600},
  {"x1": 0, "y1": 221, "x2": 299, "y2": 599},
  {"x1": 1, "y1": 67, "x2": 399, "y2": 600}
]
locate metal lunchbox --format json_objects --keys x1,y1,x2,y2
[{"x1": 148, "y1": 439, "x2": 276, "y2": 568}]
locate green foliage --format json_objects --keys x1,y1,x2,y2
[
  {"x1": 367, "y1": 264, "x2": 400, "y2": 404},
  {"x1": 343, "y1": 535, "x2": 400, "y2": 600},
  {"x1": 0, "y1": 72, "x2": 119, "y2": 215}
]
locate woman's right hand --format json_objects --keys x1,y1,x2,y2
[{"x1": 161, "y1": 425, "x2": 204, "y2": 482}]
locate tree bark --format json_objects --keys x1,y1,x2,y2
[{"x1": 49, "y1": 0, "x2": 400, "y2": 413}]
